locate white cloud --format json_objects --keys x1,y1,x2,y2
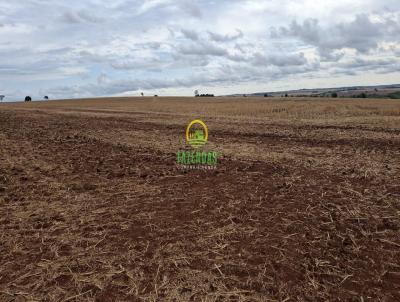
[{"x1": 0, "y1": 0, "x2": 399, "y2": 100}]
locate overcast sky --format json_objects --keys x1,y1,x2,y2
[{"x1": 0, "y1": 0, "x2": 399, "y2": 100}]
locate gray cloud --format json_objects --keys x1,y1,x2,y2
[
  {"x1": 60, "y1": 10, "x2": 105, "y2": 24},
  {"x1": 177, "y1": 41, "x2": 228, "y2": 57},
  {"x1": 271, "y1": 14, "x2": 400, "y2": 59},
  {"x1": 252, "y1": 52, "x2": 308, "y2": 67},
  {"x1": 181, "y1": 29, "x2": 199, "y2": 41},
  {"x1": 180, "y1": 0, "x2": 203, "y2": 18},
  {"x1": 208, "y1": 29, "x2": 243, "y2": 42},
  {"x1": 1, "y1": 1, "x2": 400, "y2": 100},
  {"x1": 333, "y1": 57, "x2": 400, "y2": 75},
  {"x1": 339, "y1": 58, "x2": 396, "y2": 69},
  {"x1": 110, "y1": 58, "x2": 164, "y2": 71}
]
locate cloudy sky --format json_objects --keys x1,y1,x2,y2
[{"x1": 0, "y1": 0, "x2": 399, "y2": 100}]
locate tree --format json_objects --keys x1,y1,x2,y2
[
  {"x1": 331, "y1": 92, "x2": 338, "y2": 98},
  {"x1": 194, "y1": 90, "x2": 199, "y2": 97},
  {"x1": 0, "y1": 95, "x2": 4, "y2": 102},
  {"x1": 141, "y1": 92, "x2": 144, "y2": 97},
  {"x1": 25, "y1": 96, "x2": 32, "y2": 102},
  {"x1": 44, "y1": 96, "x2": 49, "y2": 100}
]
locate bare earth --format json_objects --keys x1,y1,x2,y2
[{"x1": 0, "y1": 97, "x2": 399, "y2": 301}]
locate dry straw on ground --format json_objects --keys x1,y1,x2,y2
[{"x1": 0, "y1": 97, "x2": 399, "y2": 301}]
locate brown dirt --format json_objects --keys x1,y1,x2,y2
[{"x1": 0, "y1": 97, "x2": 399, "y2": 301}]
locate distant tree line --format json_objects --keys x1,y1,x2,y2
[
  {"x1": 389, "y1": 92, "x2": 400, "y2": 99},
  {"x1": 353, "y1": 93, "x2": 367, "y2": 98},
  {"x1": 194, "y1": 90, "x2": 214, "y2": 97},
  {"x1": 304, "y1": 92, "x2": 369, "y2": 98},
  {"x1": 195, "y1": 94, "x2": 215, "y2": 97}
]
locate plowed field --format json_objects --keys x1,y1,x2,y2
[{"x1": 0, "y1": 97, "x2": 399, "y2": 301}]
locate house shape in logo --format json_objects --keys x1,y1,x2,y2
[{"x1": 189, "y1": 129, "x2": 205, "y2": 140}]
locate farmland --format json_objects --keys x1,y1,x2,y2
[{"x1": 0, "y1": 97, "x2": 400, "y2": 301}]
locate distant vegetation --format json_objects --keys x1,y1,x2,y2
[
  {"x1": 244, "y1": 84, "x2": 400, "y2": 99},
  {"x1": 389, "y1": 92, "x2": 400, "y2": 99},
  {"x1": 353, "y1": 92, "x2": 367, "y2": 98},
  {"x1": 194, "y1": 89, "x2": 214, "y2": 97},
  {"x1": 195, "y1": 94, "x2": 215, "y2": 97}
]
